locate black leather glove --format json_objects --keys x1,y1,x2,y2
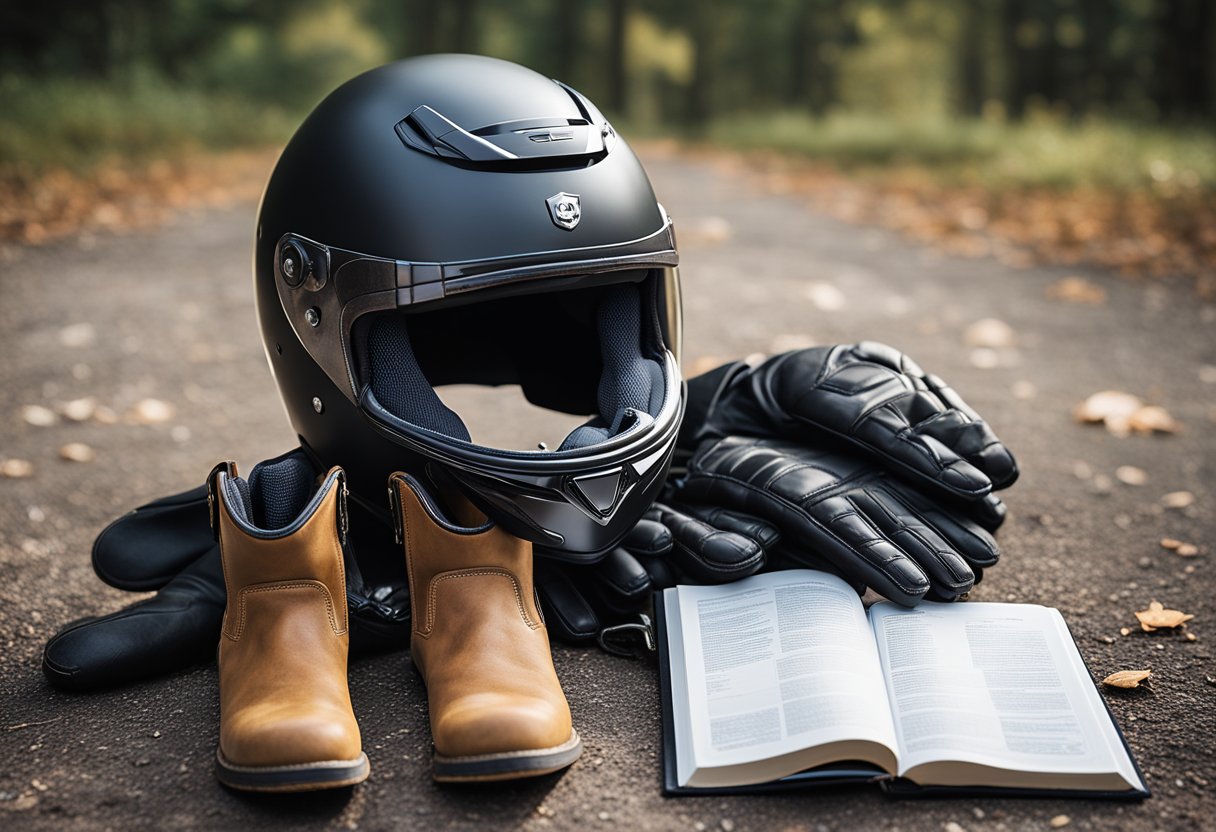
[
  {"x1": 687, "y1": 343, "x2": 1018, "y2": 528},
  {"x1": 670, "y1": 435, "x2": 1001, "y2": 606},
  {"x1": 536, "y1": 503, "x2": 777, "y2": 647},
  {"x1": 44, "y1": 450, "x2": 411, "y2": 691}
]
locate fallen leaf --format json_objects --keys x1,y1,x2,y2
[
  {"x1": 59, "y1": 442, "x2": 96, "y2": 463},
  {"x1": 0, "y1": 459, "x2": 34, "y2": 478},
  {"x1": 1115, "y1": 465, "x2": 1148, "y2": 486},
  {"x1": 1176, "y1": 543, "x2": 1200, "y2": 557},
  {"x1": 127, "y1": 398, "x2": 174, "y2": 424},
  {"x1": 1120, "y1": 627, "x2": 1131, "y2": 636},
  {"x1": 1049, "y1": 814, "x2": 1072, "y2": 828},
  {"x1": 20, "y1": 405, "x2": 58, "y2": 427},
  {"x1": 804, "y1": 282, "x2": 846, "y2": 311},
  {"x1": 964, "y1": 317, "x2": 1016, "y2": 348},
  {"x1": 1047, "y1": 276, "x2": 1107, "y2": 304},
  {"x1": 1073, "y1": 391, "x2": 1142, "y2": 435},
  {"x1": 1135, "y1": 600, "x2": 1194, "y2": 631},
  {"x1": 59, "y1": 397, "x2": 97, "y2": 422},
  {"x1": 1128, "y1": 405, "x2": 1180, "y2": 435},
  {"x1": 1185, "y1": 632, "x2": 1198, "y2": 642},
  {"x1": 1160, "y1": 538, "x2": 1183, "y2": 550},
  {"x1": 92, "y1": 406, "x2": 119, "y2": 425},
  {"x1": 59, "y1": 322, "x2": 96, "y2": 348},
  {"x1": 1101, "y1": 670, "x2": 1152, "y2": 689},
  {"x1": 1162, "y1": 491, "x2": 1195, "y2": 509},
  {"x1": 969, "y1": 348, "x2": 1001, "y2": 369}
]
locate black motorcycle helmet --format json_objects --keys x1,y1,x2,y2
[{"x1": 254, "y1": 54, "x2": 683, "y2": 562}]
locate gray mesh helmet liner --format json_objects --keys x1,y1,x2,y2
[{"x1": 356, "y1": 281, "x2": 664, "y2": 454}]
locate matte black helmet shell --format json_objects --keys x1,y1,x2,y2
[{"x1": 255, "y1": 54, "x2": 683, "y2": 562}]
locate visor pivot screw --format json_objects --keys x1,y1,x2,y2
[
  {"x1": 312, "y1": 397, "x2": 324, "y2": 414},
  {"x1": 305, "y1": 307, "x2": 321, "y2": 327},
  {"x1": 283, "y1": 258, "x2": 295, "y2": 279}
]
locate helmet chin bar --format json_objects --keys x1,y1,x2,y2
[{"x1": 360, "y1": 350, "x2": 683, "y2": 560}]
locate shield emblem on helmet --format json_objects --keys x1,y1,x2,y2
[{"x1": 546, "y1": 192, "x2": 581, "y2": 230}]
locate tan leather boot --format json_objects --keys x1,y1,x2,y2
[
  {"x1": 210, "y1": 459, "x2": 369, "y2": 792},
  {"x1": 389, "y1": 472, "x2": 582, "y2": 782}
]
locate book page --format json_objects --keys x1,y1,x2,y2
[
  {"x1": 669, "y1": 570, "x2": 899, "y2": 787},
  {"x1": 869, "y1": 602, "x2": 1142, "y2": 789}
]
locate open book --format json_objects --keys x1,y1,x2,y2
[{"x1": 657, "y1": 570, "x2": 1148, "y2": 799}]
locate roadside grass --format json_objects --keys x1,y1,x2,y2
[
  {"x1": 0, "y1": 74, "x2": 297, "y2": 176},
  {"x1": 702, "y1": 111, "x2": 1216, "y2": 194}
]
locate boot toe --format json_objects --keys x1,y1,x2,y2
[
  {"x1": 222, "y1": 708, "x2": 362, "y2": 767},
  {"x1": 433, "y1": 693, "x2": 572, "y2": 758}
]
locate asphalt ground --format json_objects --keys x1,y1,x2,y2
[{"x1": 1, "y1": 149, "x2": 1213, "y2": 831}]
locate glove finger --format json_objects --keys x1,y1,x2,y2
[
  {"x1": 971, "y1": 493, "x2": 1007, "y2": 532},
  {"x1": 621, "y1": 515, "x2": 674, "y2": 558},
  {"x1": 656, "y1": 504, "x2": 767, "y2": 584},
  {"x1": 914, "y1": 384, "x2": 1016, "y2": 491},
  {"x1": 674, "y1": 503, "x2": 781, "y2": 551},
  {"x1": 914, "y1": 503, "x2": 1001, "y2": 570},
  {"x1": 635, "y1": 553, "x2": 679, "y2": 591},
  {"x1": 792, "y1": 492, "x2": 933, "y2": 606},
  {"x1": 534, "y1": 563, "x2": 603, "y2": 644},
  {"x1": 675, "y1": 441, "x2": 931, "y2": 604},
  {"x1": 858, "y1": 488, "x2": 976, "y2": 601},
  {"x1": 854, "y1": 405, "x2": 995, "y2": 501},
  {"x1": 591, "y1": 547, "x2": 654, "y2": 607}
]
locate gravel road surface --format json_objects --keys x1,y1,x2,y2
[{"x1": 1, "y1": 149, "x2": 1213, "y2": 831}]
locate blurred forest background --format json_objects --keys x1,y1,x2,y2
[{"x1": 2, "y1": 0, "x2": 1214, "y2": 285}]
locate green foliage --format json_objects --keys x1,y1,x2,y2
[
  {"x1": 705, "y1": 112, "x2": 1216, "y2": 191},
  {"x1": 0, "y1": 73, "x2": 297, "y2": 173}
]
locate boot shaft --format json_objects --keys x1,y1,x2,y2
[
  {"x1": 389, "y1": 472, "x2": 540, "y2": 637},
  {"x1": 211, "y1": 461, "x2": 349, "y2": 638}
]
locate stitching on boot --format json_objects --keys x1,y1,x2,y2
[
  {"x1": 418, "y1": 568, "x2": 539, "y2": 638},
  {"x1": 227, "y1": 580, "x2": 343, "y2": 641}
]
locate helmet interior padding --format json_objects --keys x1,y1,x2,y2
[{"x1": 354, "y1": 278, "x2": 665, "y2": 454}]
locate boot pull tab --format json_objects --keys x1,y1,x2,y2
[
  {"x1": 336, "y1": 471, "x2": 350, "y2": 548},
  {"x1": 387, "y1": 476, "x2": 405, "y2": 546},
  {"x1": 206, "y1": 461, "x2": 239, "y2": 542}
]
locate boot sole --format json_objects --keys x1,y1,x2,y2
[
  {"x1": 215, "y1": 750, "x2": 370, "y2": 792},
  {"x1": 432, "y1": 730, "x2": 583, "y2": 783}
]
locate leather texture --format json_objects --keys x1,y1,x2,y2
[
  {"x1": 672, "y1": 435, "x2": 1001, "y2": 606},
  {"x1": 42, "y1": 546, "x2": 225, "y2": 691},
  {"x1": 215, "y1": 465, "x2": 364, "y2": 772},
  {"x1": 392, "y1": 473, "x2": 578, "y2": 772},
  {"x1": 696, "y1": 343, "x2": 1019, "y2": 512}
]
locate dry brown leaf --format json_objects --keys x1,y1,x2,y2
[
  {"x1": 964, "y1": 317, "x2": 1016, "y2": 348},
  {"x1": 1135, "y1": 600, "x2": 1194, "y2": 631},
  {"x1": 1101, "y1": 670, "x2": 1152, "y2": 689},
  {"x1": 59, "y1": 397, "x2": 98, "y2": 422},
  {"x1": 1128, "y1": 405, "x2": 1181, "y2": 435},
  {"x1": 1185, "y1": 632, "x2": 1198, "y2": 642},
  {"x1": 1160, "y1": 538, "x2": 1183, "y2": 550},
  {"x1": 0, "y1": 459, "x2": 34, "y2": 478},
  {"x1": 1176, "y1": 543, "x2": 1200, "y2": 557},
  {"x1": 1073, "y1": 391, "x2": 1142, "y2": 435},
  {"x1": 1115, "y1": 465, "x2": 1148, "y2": 486},
  {"x1": 1162, "y1": 491, "x2": 1195, "y2": 509},
  {"x1": 59, "y1": 442, "x2": 96, "y2": 463},
  {"x1": 1046, "y1": 276, "x2": 1107, "y2": 305},
  {"x1": 127, "y1": 398, "x2": 174, "y2": 425},
  {"x1": 1049, "y1": 814, "x2": 1073, "y2": 829},
  {"x1": 20, "y1": 405, "x2": 58, "y2": 427}
]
